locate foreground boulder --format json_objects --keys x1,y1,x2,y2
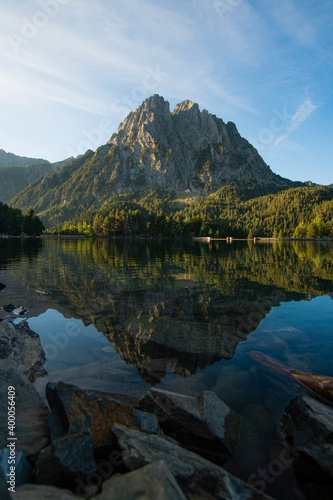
[
  {"x1": 15, "y1": 484, "x2": 79, "y2": 499},
  {"x1": 112, "y1": 424, "x2": 273, "y2": 500},
  {"x1": 0, "y1": 320, "x2": 46, "y2": 381},
  {"x1": 97, "y1": 460, "x2": 186, "y2": 500},
  {"x1": 281, "y1": 394, "x2": 333, "y2": 496},
  {"x1": 33, "y1": 430, "x2": 96, "y2": 488},
  {"x1": 290, "y1": 370, "x2": 333, "y2": 404},
  {"x1": 46, "y1": 381, "x2": 159, "y2": 449},
  {"x1": 0, "y1": 363, "x2": 49, "y2": 461},
  {"x1": 139, "y1": 388, "x2": 241, "y2": 461}
]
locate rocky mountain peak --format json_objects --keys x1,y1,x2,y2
[
  {"x1": 172, "y1": 99, "x2": 199, "y2": 115},
  {"x1": 9, "y1": 95, "x2": 296, "y2": 226}
]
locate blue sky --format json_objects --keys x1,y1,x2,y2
[{"x1": 0, "y1": 0, "x2": 332, "y2": 184}]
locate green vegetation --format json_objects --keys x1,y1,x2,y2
[
  {"x1": 50, "y1": 184, "x2": 333, "y2": 239},
  {"x1": 0, "y1": 203, "x2": 45, "y2": 236}
]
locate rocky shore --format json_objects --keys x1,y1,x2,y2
[{"x1": 0, "y1": 303, "x2": 332, "y2": 499}]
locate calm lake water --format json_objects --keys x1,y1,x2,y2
[{"x1": 1, "y1": 238, "x2": 332, "y2": 499}]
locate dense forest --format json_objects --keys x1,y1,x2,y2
[
  {"x1": 47, "y1": 184, "x2": 333, "y2": 239},
  {"x1": 0, "y1": 203, "x2": 45, "y2": 236}
]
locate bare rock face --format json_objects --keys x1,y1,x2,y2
[{"x1": 105, "y1": 94, "x2": 280, "y2": 193}]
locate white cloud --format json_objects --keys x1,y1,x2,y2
[{"x1": 274, "y1": 99, "x2": 318, "y2": 146}]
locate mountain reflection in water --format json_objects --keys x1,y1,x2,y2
[{"x1": 0, "y1": 238, "x2": 332, "y2": 385}]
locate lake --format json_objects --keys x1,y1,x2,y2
[{"x1": 1, "y1": 237, "x2": 332, "y2": 499}]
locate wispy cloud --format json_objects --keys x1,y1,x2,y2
[{"x1": 274, "y1": 99, "x2": 318, "y2": 146}]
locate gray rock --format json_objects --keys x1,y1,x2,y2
[
  {"x1": 46, "y1": 381, "x2": 157, "y2": 449},
  {"x1": 139, "y1": 389, "x2": 240, "y2": 459},
  {"x1": 112, "y1": 424, "x2": 274, "y2": 500},
  {"x1": 97, "y1": 460, "x2": 186, "y2": 500},
  {"x1": 13, "y1": 306, "x2": 27, "y2": 316},
  {"x1": 281, "y1": 394, "x2": 333, "y2": 481},
  {"x1": 0, "y1": 449, "x2": 32, "y2": 487},
  {"x1": 0, "y1": 362, "x2": 49, "y2": 460},
  {"x1": 34, "y1": 430, "x2": 96, "y2": 486},
  {"x1": 0, "y1": 321, "x2": 46, "y2": 381},
  {"x1": 48, "y1": 408, "x2": 67, "y2": 443},
  {"x1": 132, "y1": 409, "x2": 160, "y2": 434},
  {"x1": 15, "y1": 484, "x2": 79, "y2": 499}
]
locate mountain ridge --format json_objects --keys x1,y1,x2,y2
[
  {"x1": 0, "y1": 149, "x2": 49, "y2": 168},
  {"x1": 0, "y1": 157, "x2": 74, "y2": 204}
]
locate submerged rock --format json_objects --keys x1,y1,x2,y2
[
  {"x1": 112, "y1": 424, "x2": 274, "y2": 500},
  {"x1": 0, "y1": 283, "x2": 6, "y2": 291},
  {"x1": 281, "y1": 394, "x2": 333, "y2": 492},
  {"x1": 290, "y1": 370, "x2": 333, "y2": 405},
  {"x1": 97, "y1": 460, "x2": 187, "y2": 500},
  {"x1": 139, "y1": 388, "x2": 241, "y2": 460}
]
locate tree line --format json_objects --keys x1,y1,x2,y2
[{"x1": 0, "y1": 203, "x2": 45, "y2": 236}]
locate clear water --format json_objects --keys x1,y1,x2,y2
[{"x1": 1, "y1": 238, "x2": 332, "y2": 499}]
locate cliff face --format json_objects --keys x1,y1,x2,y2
[
  {"x1": 100, "y1": 94, "x2": 285, "y2": 193},
  {"x1": 9, "y1": 95, "x2": 294, "y2": 225}
]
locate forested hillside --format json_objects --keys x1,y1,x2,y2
[{"x1": 47, "y1": 184, "x2": 333, "y2": 239}]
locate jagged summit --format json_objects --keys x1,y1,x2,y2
[{"x1": 10, "y1": 95, "x2": 296, "y2": 226}]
